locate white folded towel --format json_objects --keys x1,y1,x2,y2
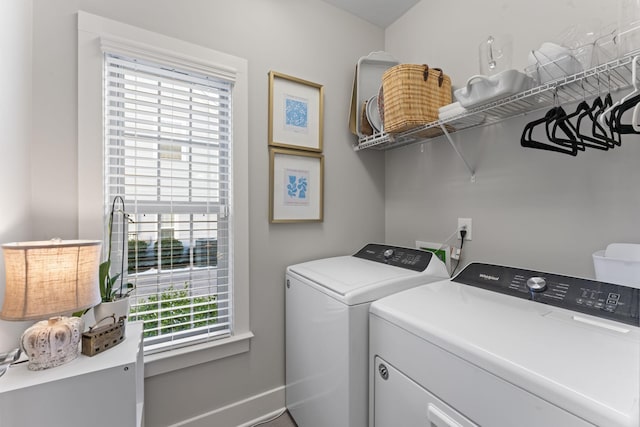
[{"x1": 438, "y1": 102, "x2": 468, "y2": 120}]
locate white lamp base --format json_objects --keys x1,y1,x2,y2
[{"x1": 21, "y1": 316, "x2": 84, "y2": 370}]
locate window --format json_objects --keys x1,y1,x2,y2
[
  {"x1": 79, "y1": 12, "x2": 250, "y2": 372},
  {"x1": 103, "y1": 52, "x2": 234, "y2": 354}
]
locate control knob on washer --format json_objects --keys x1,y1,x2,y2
[
  {"x1": 527, "y1": 277, "x2": 547, "y2": 293},
  {"x1": 383, "y1": 249, "x2": 394, "y2": 259}
]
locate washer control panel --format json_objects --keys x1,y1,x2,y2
[
  {"x1": 454, "y1": 263, "x2": 640, "y2": 327},
  {"x1": 353, "y1": 244, "x2": 433, "y2": 272}
]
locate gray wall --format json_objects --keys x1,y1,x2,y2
[
  {"x1": 0, "y1": 1, "x2": 33, "y2": 350},
  {"x1": 28, "y1": 1, "x2": 385, "y2": 426},
  {"x1": 384, "y1": 0, "x2": 640, "y2": 277}
]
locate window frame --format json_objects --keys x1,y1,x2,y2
[{"x1": 77, "y1": 11, "x2": 251, "y2": 377}]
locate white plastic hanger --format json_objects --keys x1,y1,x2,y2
[
  {"x1": 631, "y1": 61, "x2": 640, "y2": 130},
  {"x1": 599, "y1": 55, "x2": 640, "y2": 126},
  {"x1": 622, "y1": 56, "x2": 640, "y2": 131}
]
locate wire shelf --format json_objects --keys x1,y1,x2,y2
[{"x1": 354, "y1": 50, "x2": 640, "y2": 151}]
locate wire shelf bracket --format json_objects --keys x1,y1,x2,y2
[
  {"x1": 353, "y1": 49, "x2": 640, "y2": 175},
  {"x1": 439, "y1": 124, "x2": 476, "y2": 183}
]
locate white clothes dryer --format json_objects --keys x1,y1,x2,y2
[
  {"x1": 369, "y1": 262, "x2": 640, "y2": 427},
  {"x1": 285, "y1": 244, "x2": 449, "y2": 427}
]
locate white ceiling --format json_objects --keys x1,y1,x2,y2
[{"x1": 321, "y1": 0, "x2": 420, "y2": 28}]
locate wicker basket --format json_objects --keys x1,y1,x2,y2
[{"x1": 382, "y1": 64, "x2": 452, "y2": 134}]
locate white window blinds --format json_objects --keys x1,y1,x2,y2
[{"x1": 103, "y1": 52, "x2": 233, "y2": 354}]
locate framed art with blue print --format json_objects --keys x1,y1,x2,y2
[
  {"x1": 268, "y1": 71, "x2": 324, "y2": 152},
  {"x1": 269, "y1": 148, "x2": 324, "y2": 223}
]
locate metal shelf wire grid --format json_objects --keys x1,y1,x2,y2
[{"x1": 354, "y1": 50, "x2": 640, "y2": 151}]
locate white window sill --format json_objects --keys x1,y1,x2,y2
[{"x1": 143, "y1": 331, "x2": 254, "y2": 378}]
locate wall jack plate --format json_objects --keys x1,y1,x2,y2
[{"x1": 458, "y1": 218, "x2": 472, "y2": 240}]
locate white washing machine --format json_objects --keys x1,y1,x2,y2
[
  {"x1": 369, "y1": 262, "x2": 640, "y2": 427},
  {"x1": 285, "y1": 243, "x2": 449, "y2": 427}
]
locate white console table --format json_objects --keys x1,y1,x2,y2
[{"x1": 0, "y1": 321, "x2": 144, "y2": 427}]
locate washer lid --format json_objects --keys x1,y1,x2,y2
[
  {"x1": 370, "y1": 278, "x2": 640, "y2": 427},
  {"x1": 287, "y1": 251, "x2": 448, "y2": 305}
]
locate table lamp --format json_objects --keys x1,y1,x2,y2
[{"x1": 0, "y1": 239, "x2": 102, "y2": 370}]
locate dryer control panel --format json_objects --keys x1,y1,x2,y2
[
  {"x1": 454, "y1": 263, "x2": 640, "y2": 327},
  {"x1": 353, "y1": 244, "x2": 433, "y2": 272}
]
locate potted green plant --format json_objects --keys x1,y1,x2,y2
[{"x1": 93, "y1": 196, "x2": 134, "y2": 321}]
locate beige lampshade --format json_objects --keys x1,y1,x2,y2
[{"x1": 0, "y1": 239, "x2": 102, "y2": 321}]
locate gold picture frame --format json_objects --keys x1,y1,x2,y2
[
  {"x1": 269, "y1": 148, "x2": 324, "y2": 223},
  {"x1": 268, "y1": 71, "x2": 324, "y2": 152}
]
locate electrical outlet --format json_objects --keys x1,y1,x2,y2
[{"x1": 457, "y1": 218, "x2": 472, "y2": 241}]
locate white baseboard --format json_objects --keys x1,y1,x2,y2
[{"x1": 169, "y1": 385, "x2": 285, "y2": 427}]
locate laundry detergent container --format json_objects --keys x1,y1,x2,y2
[{"x1": 592, "y1": 243, "x2": 640, "y2": 288}]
